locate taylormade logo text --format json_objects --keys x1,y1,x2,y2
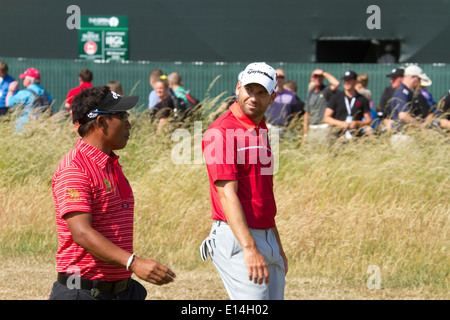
[{"x1": 171, "y1": 121, "x2": 279, "y2": 175}]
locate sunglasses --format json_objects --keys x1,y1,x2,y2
[{"x1": 92, "y1": 111, "x2": 130, "y2": 122}]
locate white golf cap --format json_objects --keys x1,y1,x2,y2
[
  {"x1": 404, "y1": 65, "x2": 426, "y2": 79},
  {"x1": 240, "y1": 62, "x2": 278, "y2": 94}
]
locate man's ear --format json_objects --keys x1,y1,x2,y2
[
  {"x1": 96, "y1": 115, "x2": 109, "y2": 134},
  {"x1": 269, "y1": 91, "x2": 277, "y2": 105},
  {"x1": 235, "y1": 82, "x2": 241, "y2": 96}
]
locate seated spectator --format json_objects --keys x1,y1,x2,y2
[
  {"x1": 355, "y1": 73, "x2": 373, "y2": 107},
  {"x1": 107, "y1": 80, "x2": 124, "y2": 96},
  {"x1": 390, "y1": 65, "x2": 428, "y2": 131},
  {"x1": 377, "y1": 67, "x2": 404, "y2": 132},
  {"x1": 265, "y1": 68, "x2": 303, "y2": 134},
  {"x1": 437, "y1": 91, "x2": 450, "y2": 129},
  {"x1": 411, "y1": 74, "x2": 436, "y2": 129},
  {"x1": 148, "y1": 69, "x2": 163, "y2": 110},
  {"x1": 168, "y1": 72, "x2": 188, "y2": 105},
  {"x1": 323, "y1": 70, "x2": 372, "y2": 140},
  {"x1": 284, "y1": 80, "x2": 305, "y2": 118},
  {"x1": 0, "y1": 61, "x2": 15, "y2": 116},
  {"x1": 6, "y1": 67, "x2": 53, "y2": 133},
  {"x1": 355, "y1": 73, "x2": 378, "y2": 132},
  {"x1": 149, "y1": 77, "x2": 186, "y2": 131},
  {"x1": 65, "y1": 69, "x2": 93, "y2": 114}
]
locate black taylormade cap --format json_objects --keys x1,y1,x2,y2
[{"x1": 76, "y1": 90, "x2": 139, "y2": 125}]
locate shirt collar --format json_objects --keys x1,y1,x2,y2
[
  {"x1": 229, "y1": 101, "x2": 268, "y2": 132},
  {"x1": 75, "y1": 139, "x2": 119, "y2": 169},
  {"x1": 80, "y1": 82, "x2": 93, "y2": 89}
]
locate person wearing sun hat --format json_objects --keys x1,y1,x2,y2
[
  {"x1": 49, "y1": 86, "x2": 176, "y2": 300},
  {"x1": 409, "y1": 73, "x2": 437, "y2": 128},
  {"x1": 201, "y1": 62, "x2": 287, "y2": 300}
]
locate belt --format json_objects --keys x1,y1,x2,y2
[{"x1": 57, "y1": 273, "x2": 132, "y2": 295}]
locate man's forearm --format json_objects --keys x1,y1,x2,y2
[
  {"x1": 73, "y1": 225, "x2": 131, "y2": 269},
  {"x1": 216, "y1": 181, "x2": 256, "y2": 250}
]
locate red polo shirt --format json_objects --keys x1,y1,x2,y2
[
  {"x1": 52, "y1": 139, "x2": 134, "y2": 281},
  {"x1": 202, "y1": 102, "x2": 277, "y2": 229},
  {"x1": 65, "y1": 82, "x2": 93, "y2": 107}
]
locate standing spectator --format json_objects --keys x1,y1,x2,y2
[
  {"x1": 6, "y1": 67, "x2": 53, "y2": 133},
  {"x1": 167, "y1": 72, "x2": 188, "y2": 105},
  {"x1": 323, "y1": 70, "x2": 372, "y2": 140},
  {"x1": 149, "y1": 78, "x2": 186, "y2": 131},
  {"x1": 377, "y1": 44, "x2": 397, "y2": 64},
  {"x1": 303, "y1": 69, "x2": 340, "y2": 144},
  {"x1": 284, "y1": 80, "x2": 305, "y2": 118},
  {"x1": 265, "y1": 68, "x2": 302, "y2": 134},
  {"x1": 377, "y1": 67, "x2": 404, "y2": 132},
  {"x1": 0, "y1": 61, "x2": 15, "y2": 116},
  {"x1": 201, "y1": 62, "x2": 287, "y2": 300},
  {"x1": 148, "y1": 69, "x2": 164, "y2": 110},
  {"x1": 65, "y1": 69, "x2": 94, "y2": 114},
  {"x1": 49, "y1": 86, "x2": 176, "y2": 300},
  {"x1": 390, "y1": 65, "x2": 427, "y2": 131}
]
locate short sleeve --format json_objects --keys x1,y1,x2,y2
[
  {"x1": 327, "y1": 92, "x2": 338, "y2": 112},
  {"x1": 202, "y1": 127, "x2": 238, "y2": 183},
  {"x1": 52, "y1": 166, "x2": 93, "y2": 219}
]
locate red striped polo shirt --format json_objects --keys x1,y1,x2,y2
[
  {"x1": 52, "y1": 139, "x2": 134, "y2": 281},
  {"x1": 202, "y1": 102, "x2": 277, "y2": 229}
]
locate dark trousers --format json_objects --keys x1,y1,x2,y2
[{"x1": 48, "y1": 279, "x2": 147, "y2": 300}]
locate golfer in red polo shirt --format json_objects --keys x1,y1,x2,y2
[
  {"x1": 201, "y1": 62, "x2": 288, "y2": 300},
  {"x1": 49, "y1": 86, "x2": 175, "y2": 300}
]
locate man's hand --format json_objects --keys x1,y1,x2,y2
[
  {"x1": 244, "y1": 247, "x2": 269, "y2": 284},
  {"x1": 8, "y1": 81, "x2": 18, "y2": 93},
  {"x1": 130, "y1": 257, "x2": 176, "y2": 286}
]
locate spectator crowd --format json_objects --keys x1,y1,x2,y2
[{"x1": 0, "y1": 60, "x2": 449, "y2": 140}]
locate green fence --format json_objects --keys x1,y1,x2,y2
[{"x1": 2, "y1": 57, "x2": 450, "y2": 112}]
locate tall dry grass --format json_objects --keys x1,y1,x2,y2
[{"x1": 0, "y1": 103, "x2": 448, "y2": 299}]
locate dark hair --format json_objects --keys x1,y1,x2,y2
[
  {"x1": 72, "y1": 86, "x2": 110, "y2": 137},
  {"x1": 79, "y1": 68, "x2": 93, "y2": 83}
]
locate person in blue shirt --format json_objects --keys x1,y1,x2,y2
[
  {"x1": 0, "y1": 61, "x2": 15, "y2": 116},
  {"x1": 148, "y1": 69, "x2": 164, "y2": 110},
  {"x1": 390, "y1": 65, "x2": 427, "y2": 131},
  {"x1": 265, "y1": 68, "x2": 302, "y2": 135},
  {"x1": 6, "y1": 67, "x2": 53, "y2": 133}
]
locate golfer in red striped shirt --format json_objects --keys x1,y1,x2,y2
[{"x1": 49, "y1": 86, "x2": 175, "y2": 300}]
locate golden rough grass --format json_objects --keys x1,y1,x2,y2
[{"x1": 0, "y1": 109, "x2": 448, "y2": 300}]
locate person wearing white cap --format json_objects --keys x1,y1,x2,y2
[
  {"x1": 201, "y1": 62, "x2": 287, "y2": 300},
  {"x1": 390, "y1": 65, "x2": 428, "y2": 130}
]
